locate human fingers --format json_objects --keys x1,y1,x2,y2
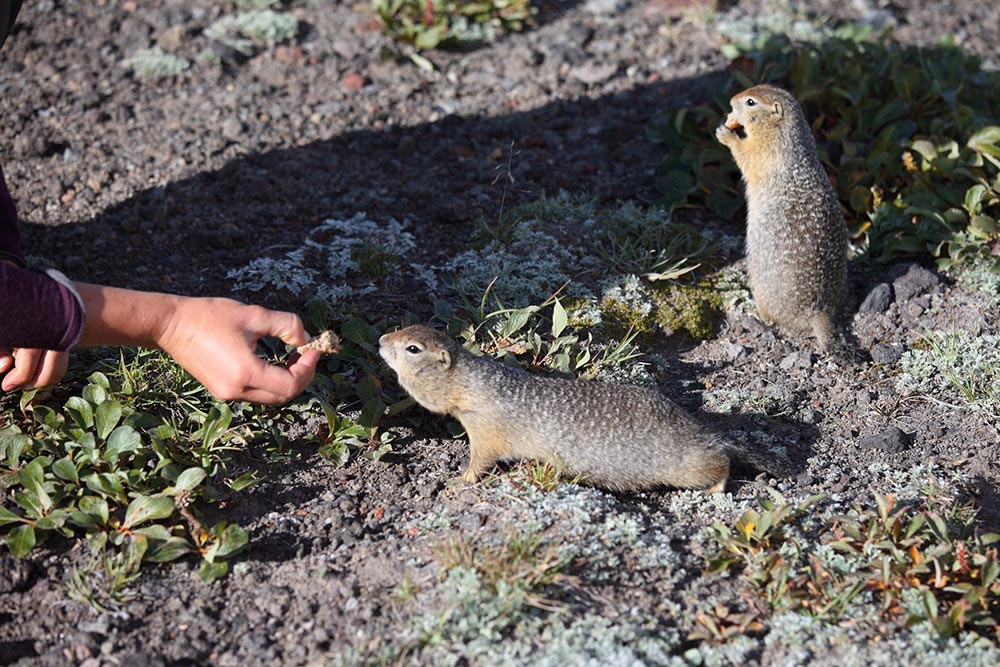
[
  {"x1": 1, "y1": 348, "x2": 42, "y2": 391},
  {"x1": 0, "y1": 349, "x2": 12, "y2": 375},
  {"x1": 242, "y1": 350, "x2": 320, "y2": 405},
  {"x1": 28, "y1": 351, "x2": 69, "y2": 389},
  {"x1": 245, "y1": 306, "x2": 309, "y2": 347}
]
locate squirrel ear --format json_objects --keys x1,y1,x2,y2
[
  {"x1": 772, "y1": 101, "x2": 783, "y2": 118},
  {"x1": 438, "y1": 350, "x2": 451, "y2": 368}
]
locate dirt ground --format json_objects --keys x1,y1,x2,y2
[{"x1": 1, "y1": 0, "x2": 999, "y2": 665}]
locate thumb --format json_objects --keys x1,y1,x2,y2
[{"x1": 0, "y1": 349, "x2": 11, "y2": 374}]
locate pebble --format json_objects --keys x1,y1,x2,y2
[
  {"x1": 457, "y1": 512, "x2": 484, "y2": 532},
  {"x1": 869, "y1": 343, "x2": 904, "y2": 365},
  {"x1": 892, "y1": 263, "x2": 941, "y2": 302},
  {"x1": 570, "y1": 62, "x2": 618, "y2": 85},
  {"x1": 859, "y1": 426, "x2": 912, "y2": 453},
  {"x1": 858, "y1": 283, "x2": 893, "y2": 313},
  {"x1": 341, "y1": 72, "x2": 366, "y2": 91},
  {"x1": 583, "y1": 0, "x2": 627, "y2": 15},
  {"x1": 779, "y1": 350, "x2": 813, "y2": 370},
  {"x1": 799, "y1": 408, "x2": 822, "y2": 425},
  {"x1": 221, "y1": 117, "x2": 243, "y2": 140}
]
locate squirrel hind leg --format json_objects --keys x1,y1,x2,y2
[
  {"x1": 809, "y1": 312, "x2": 837, "y2": 353},
  {"x1": 674, "y1": 452, "x2": 729, "y2": 493}
]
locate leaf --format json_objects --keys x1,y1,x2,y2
[
  {"x1": 968, "y1": 126, "x2": 1000, "y2": 159},
  {"x1": 146, "y1": 536, "x2": 194, "y2": 562},
  {"x1": 103, "y1": 425, "x2": 142, "y2": 464},
  {"x1": 79, "y1": 496, "x2": 109, "y2": 525},
  {"x1": 17, "y1": 460, "x2": 45, "y2": 493},
  {"x1": 0, "y1": 432, "x2": 30, "y2": 467},
  {"x1": 52, "y1": 456, "x2": 80, "y2": 484},
  {"x1": 408, "y1": 51, "x2": 435, "y2": 73},
  {"x1": 199, "y1": 404, "x2": 233, "y2": 448},
  {"x1": 414, "y1": 24, "x2": 445, "y2": 50},
  {"x1": 319, "y1": 441, "x2": 351, "y2": 467},
  {"x1": 551, "y1": 298, "x2": 568, "y2": 338},
  {"x1": 212, "y1": 523, "x2": 249, "y2": 559},
  {"x1": 67, "y1": 511, "x2": 100, "y2": 529},
  {"x1": 64, "y1": 396, "x2": 94, "y2": 430},
  {"x1": 0, "y1": 505, "x2": 24, "y2": 527},
  {"x1": 229, "y1": 473, "x2": 260, "y2": 492},
  {"x1": 200, "y1": 559, "x2": 229, "y2": 583},
  {"x1": 18, "y1": 389, "x2": 37, "y2": 414},
  {"x1": 133, "y1": 524, "x2": 173, "y2": 541},
  {"x1": 35, "y1": 511, "x2": 68, "y2": 531},
  {"x1": 7, "y1": 524, "x2": 35, "y2": 557},
  {"x1": 123, "y1": 495, "x2": 176, "y2": 529},
  {"x1": 175, "y1": 467, "x2": 208, "y2": 493},
  {"x1": 95, "y1": 400, "x2": 124, "y2": 441},
  {"x1": 82, "y1": 382, "x2": 108, "y2": 407}
]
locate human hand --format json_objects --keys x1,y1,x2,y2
[
  {"x1": 0, "y1": 347, "x2": 70, "y2": 391},
  {"x1": 154, "y1": 297, "x2": 320, "y2": 405}
]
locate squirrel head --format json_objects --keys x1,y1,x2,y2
[
  {"x1": 379, "y1": 325, "x2": 462, "y2": 413},
  {"x1": 716, "y1": 84, "x2": 812, "y2": 184}
]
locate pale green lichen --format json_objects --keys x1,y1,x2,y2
[
  {"x1": 226, "y1": 214, "x2": 414, "y2": 303},
  {"x1": 205, "y1": 9, "x2": 298, "y2": 55},
  {"x1": 124, "y1": 48, "x2": 190, "y2": 81},
  {"x1": 898, "y1": 332, "x2": 1000, "y2": 413}
]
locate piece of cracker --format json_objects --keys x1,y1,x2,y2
[{"x1": 295, "y1": 330, "x2": 341, "y2": 355}]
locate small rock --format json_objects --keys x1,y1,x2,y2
[
  {"x1": 341, "y1": 72, "x2": 366, "y2": 91},
  {"x1": 583, "y1": 0, "x2": 626, "y2": 15},
  {"x1": 892, "y1": 263, "x2": 941, "y2": 302},
  {"x1": 155, "y1": 25, "x2": 184, "y2": 52},
  {"x1": 779, "y1": 350, "x2": 813, "y2": 371},
  {"x1": 858, "y1": 283, "x2": 892, "y2": 313},
  {"x1": 457, "y1": 512, "x2": 484, "y2": 532},
  {"x1": 221, "y1": 117, "x2": 243, "y2": 140},
  {"x1": 795, "y1": 473, "x2": 815, "y2": 486},
  {"x1": 799, "y1": 408, "x2": 821, "y2": 425},
  {"x1": 859, "y1": 426, "x2": 912, "y2": 453},
  {"x1": 117, "y1": 17, "x2": 151, "y2": 53},
  {"x1": 869, "y1": 343, "x2": 904, "y2": 365},
  {"x1": 569, "y1": 62, "x2": 618, "y2": 85}
]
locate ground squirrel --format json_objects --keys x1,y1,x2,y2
[
  {"x1": 716, "y1": 84, "x2": 848, "y2": 352},
  {"x1": 379, "y1": 325, "x2": 774, "y2": 492}
]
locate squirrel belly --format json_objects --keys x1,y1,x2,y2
[{"x1": 716, "y1": 84, "x2": 848, "y2": 352}]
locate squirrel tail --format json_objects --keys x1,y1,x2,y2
[{"x1": 721, "y1": 438, "x2": 794, "y2": 480}]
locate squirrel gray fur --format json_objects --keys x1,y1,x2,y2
[
  {"x1": 380, "y1": 325, "x2": 784, "y2": 492},
  {"x1": 716, "y1": 84, "x2": 848, "y2": 352}
]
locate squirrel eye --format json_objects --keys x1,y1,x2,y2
[
  {"x1": 405, "y1": 345, "x2": 422, "y2": 354},
  {"x1": 746, "y1": 98, "x2": 756, "y2": 107}
]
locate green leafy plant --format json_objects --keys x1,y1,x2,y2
[
  {"x1": 648, "y1": 32, "x2": 1000, "y2": 271},
  {"x1": 373, "y1": 0, "x2": 535, "y2": 50},
  {"x1": 709, "y1": 491, "x2": 1000, "y2": 642}
]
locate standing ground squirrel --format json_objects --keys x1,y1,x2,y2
[
  {"x1": 379, "y1": 325, "x2": 775, "y2": 492},
  {"x1": 716, "y1": 84, "x2": 847, "y2": 352}
]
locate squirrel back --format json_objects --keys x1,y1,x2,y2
[{"x1": 380, "y1": 325, "x2": 783, "y2": 491}]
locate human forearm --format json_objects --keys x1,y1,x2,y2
[
  {"x1": 75, "y1": 282, "x2": 180, "y2": 349},
  {"x1": 75, "y1": 283, "x2": 320, "y2": 404}
]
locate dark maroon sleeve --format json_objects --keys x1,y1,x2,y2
[
  {"x1": 0, "y1": 264, "x2": 85, "y2": 350},
  {"x1": 0, "y1": 162, "x2": 86, "y2": 351},
  {"x1": 0, "y1": 162, "x2": 25, "y2": 267}
]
